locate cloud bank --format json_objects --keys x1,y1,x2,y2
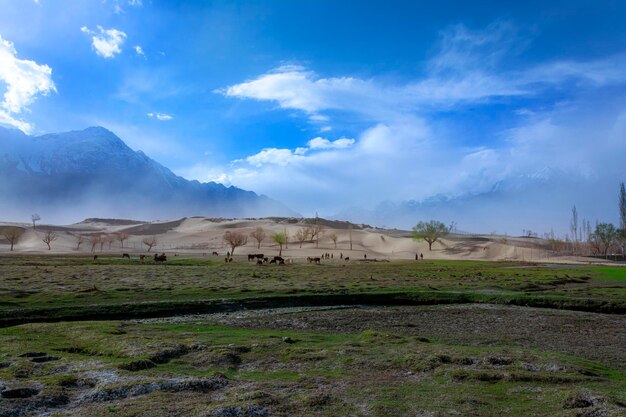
[
  {"x1": 187, "y1": 22, "x2": 626, "y2": 232},
  {"x1": 0, "y1": 34, "x2": 56, "y2": 132}
]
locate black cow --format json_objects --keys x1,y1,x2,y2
[{"x1": 122, "y1": 253, "x2": 130, "y2": 259}]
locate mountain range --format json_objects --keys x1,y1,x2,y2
[{"x1": 0, "y1": 126, "x2": 296, "y2": 222}]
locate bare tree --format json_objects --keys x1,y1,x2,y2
[
  {"x1": 308, "y1": 221, "x2": 324, "y2": 249},
  {"x1": 74, "y1": 234, "x2": 86, "y2": 251},
  {"x1": 89, "y1": 234, "x2": 102, "y2": 253},
  {"x1": 412, "y1": 220, "x2": 450, "y2": 251},
  {"x1": 619, "y1": 182, "x2": 626, "y2": 256},
  {"x1": 284, "y1": 227, "x2": 288, "y2": 249},
  {"x1": 41, "y1": 230, "x2": 57, "y2": 250},
  {"x1": 31, "y1": 214, "x2": 40, "y2": 230},
  {"x1": 117, "y1": 232, "x2": 130, "y2": 248},
  {"x1": 2, "y1": 227, "x2": 25, "y2": 251},
  {"x1": 348, "y1": 224, "x2": 353, "y2": 251},
  {"x1": 294, "y1": 227, "x2": 309, "y2": 248},
  {"x1": 142, "y1": 236, "x2": 158, "y2": 252},
  {"x1": 272, "y1": 232, "x2": 287, "y2": 256},
  {"x1": 223, "y1": 231, "x2": 247, "y2": 256},
  {"x1": 570, "y1": 205, "x2": 579, "y2": 254},
  {"x1": 328, "y1": 232, "x2": 338, "y2": 249},
  {"x1": 250, "y1": 227, "x2": 266, "y2": 249},
  {"x1": 99, "y1": 234, "x2": 107, "y2": 252}
]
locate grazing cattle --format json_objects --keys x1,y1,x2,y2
[
  {"x1": 279, "y1": 260, "x2": 286, "y2": 265},
  {"x1": 228, "y1": 257, "x2": 233, "y2": 263},
  {"x1": 273, "y1": 256, "x2": 284, "y2": 263},
  {"x1": 139, "y1": 254, "x2": 146, "y2": 263},
  {"x1": 212, "y1": 251, "x2": 219, "y2": 256},
  {"x1": 122, "y1": 253, "x2": 130, "y2": 259},
  {"x1": 256, "y1": 260, "x2": 263, "y2": 265},
  {"x1": 344, "y1": 257, "x2": 350, "y2": 261},
  {"x1": 248, "y1": 254, "x2": 264, "y2": 261},
  {"x1": 154, "y1": 253, "x2": 167, "y2": 263},
  {"x1": 308, "y1": 257, "x2": 321, "y2": 264},
  {"x1": 269, "y1": 259, "x2": 276, "y2": 264}
]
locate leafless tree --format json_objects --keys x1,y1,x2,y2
[
  {"x1": 348, "y1": 224, "x2": 353, "y2": 251},
  {"x1": 309, "y1": 223, "x2": 324, "y2": 249},
  {"x1": 31, "y1": 214, "x2": 40, "y2": 230},
  {"x1": 89, "y1": 234, "x2": 102, "y2": 253},
  {"x1": 117, "y1": 231, "x2": 130, "y2": 248},
  {"x1": 142, "y1": 236, "x2": 158, "y2": 252},
  {"x1": 250, "y1": 227, "x2": 266, "y2": 249},
  {"x1": 223, "y1": 231, "x2": 247, "y2": 256},
  {"x1": 294, "y1": 227, "x2": 309, "y2": 248},
  {"x1": 328, "y1": 232, "x2": 338, "y2": 249},
  {"x1": 103, "y1": 234, "x2": 115, "y2": 250},
  {"x1": 2, "y1": 227, "x2": 25, "y2": 251},
  {"x1": 41, "y1": 230, "x2": 57, "y2": 250},
  {"x1": 74, "y1": 234, "x2": 86, "y2": 251},
  {"x1": 99, "y1": 234, "x2": 108, "y2": 252},
  {"x1": 570, "y1": 205, "x2": 579, "y2": 255}
]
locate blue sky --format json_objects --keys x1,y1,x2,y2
[{"x1": 1, "y1": 0, "x2": 626, "y2": 233}]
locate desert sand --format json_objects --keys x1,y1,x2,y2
[{"x1": 0, "y1": 217, "x2": 590, "y2": 263}]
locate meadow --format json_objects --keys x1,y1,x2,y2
[{"x1": 0, "y1": 255, "x2": 624, "y2": 416}]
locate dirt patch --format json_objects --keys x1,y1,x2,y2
[{"x1": 191, "y1": 304, "x2": 626, "y2": 369}]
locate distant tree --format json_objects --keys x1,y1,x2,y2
[
  {"x1": 104, "y1": 234, "x2": 114, "y2": 250},
  {"x1": 31, "y1": 214, "x2": 40, "y2": 230},
  {"x1": 223, "y1": 231, "x2": 247, "y2": 256},
  {"x1": 348, "y1": 224, "x2": 353, "y2": 251},
  {"x1": 619, "y1": 182, "x2": 626, "y2": 255},
  {"x1": 283, "y1": 227, "x2": 289, "y2": 249},
  {"x1": 309, "y1": 222, "x2": 324, "y2": 249},
  {"x1": 41, "y1": 230, "x2": 57, "y2": 250},
  {"x1": 412, "y1": 220, "x2": 450, "y2": 251},
  {"x1": 250, "y1": 227, "x2": 266, "y2": 249},
  {"x1": 2, "y1": 227, "x2": 25, "y2": 251},
  {"x1": 117, "y1": 232, "x2": 129, "y2": 248},
  {"x1": 591, "y1": 223, "x2": 618, "y2": 255},
  {"x1": 271, "y1": 232, "x2": 287, "y2": 256},
  {"x1": 294, "y1": 227, "x2": 309, "y2": 248},
  {"x1": 328, "y1": 232, "x2": 338, "y2": 249},
  {"x1": 142, "y1": 236, "x2": 158, "y2": 252},
  {"x1": 620, "y1": 182, "x2": 626, "y2": 230},
  {"x1": 570, "y1": 205, "x2": 579, "y2": 254},
  {"x1": 74, "y1": 234, "x2": 86, "y2": 251},
  {"x1": 89, "y1": 234, "x2": 102, "y2": 253}
]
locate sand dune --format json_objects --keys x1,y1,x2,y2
[{"x1": 0, "y1": 216, "x2": 586, "y2": 263}]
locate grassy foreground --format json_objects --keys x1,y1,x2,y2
[
  {"x1": 0, "y1": 309, "x2": 625, "y2": 416},
  {"x1": 0, "y1": 255, "x2": 625, "y2": 325},
  {"x1": 0, "y1": 255, "x2": 624, "y2": 416}
]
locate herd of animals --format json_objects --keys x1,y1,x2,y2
[{"x1": 91, "y1": 251, "x2": 361, "y2": 265}]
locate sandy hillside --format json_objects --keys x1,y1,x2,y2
[{"x1": 0, "y1": 216, "x2": 583, "y2": 262}]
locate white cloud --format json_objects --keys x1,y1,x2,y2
[
  {"x1": 307, "y1": 136, "x2": 355, "y2": 150},
  {"x1": 81, "y1": 26, "x2": 127, "y2": 59},
  {"x1": 239, "y1": 148, "x2": 301, "y2": 167},
  {"x1": 206, "y1": 21, "x2": 626, "y2": 226},
  {"x1": 0, "y1": 34, "x2": 56, "y2": 133},
  {"x1": 134, "y1": 45, "x2": 145, "y2": 57},
  {"x1": 147, "y1": 112, "x2": 173, "y2": 121}
]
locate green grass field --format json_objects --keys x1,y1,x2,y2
[{"x1": 0, "y1": 255, "x2": 624, "y2": 416}]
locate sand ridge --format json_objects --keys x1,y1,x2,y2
[{"x1": 0, "y1": 216, "x2": 586, "y2": 262}]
